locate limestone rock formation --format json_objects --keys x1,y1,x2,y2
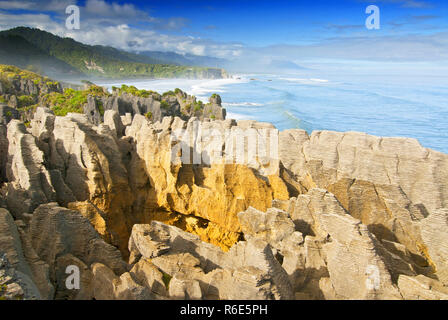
[
  {"x1": 124, "y1": 115, "x2": 289, "y2": 249},
  {"x1": 0, "y1": 105, "x2": 20, "y2": 125},
  {"x1": 240, "y1": 198, "x2": 404, "y2": 300},
  {"x1": 128, "y1": 221, "x2": 293, "y2": 300},
  {"x1": 279, "y1": 129, "x2": 448, "y2": 279},
  {"x1": 0, "y1": 208, "x2": 53, "y2": 299},
  {"x1": 0, "y1": 124, "x2": 7, "y2": 184},
  {"x1": 0, "y1": 253, "x2": 40, "y2": 300},
  {"x1": 419, "y1": 209, "x2": 448, "y2": 285},
  {"x1": 398, "y1": 275, "x2": 448, "y2": 300},
  {"x1": 0, "y1": 74, "x2": 447, "y2": 300},
  {"x1": 5, "y1": 120, "x2": 56, "y2": 218},
  {"x1": 30, "y1": 203, "x2": 128, "y2": 277}
]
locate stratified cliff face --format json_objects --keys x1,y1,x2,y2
[
  {"x1": 2, "y1": 108, "x2": 289, "y2": 255},
  {"x1": 279, "y1": 130, "x2": 448, "y2": 279},
  {"x1": 1, "y1": 86, "x2": 448, "y2": 299}
]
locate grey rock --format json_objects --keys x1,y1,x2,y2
[
  {"x1": 129, "y1": 259, "x2": 167, "y2": 296},
  {"x1": 420, "y1": 209, "x2": 448, "y2": 285},
  {"x1": 398, "y1": 275, "x2": 448, "y2": 300},
  {"x1": 83, "y1": 95, "x2": 102, "y2": 125},
  {"x1": 5, "y1": 120, "x2": 56, "y2": 217},
  {"x1": 168, "y1": 276, "x2": 202, "y2": 300},
  {"x1": 0, "y1": 253, "x2": 41, "y2": 300},
  {"x1": 129, "y1": 221, "x2": 293, "y2": 300},
  {"x1": 0, "y1": 105, "x2": 20, "y2": 125},
  {"x1": 30, "y1": 203, "x2": 128, "y2": 279},
  {"x1": 0, "y1": 124, "x2": 7, "y2": 183}
]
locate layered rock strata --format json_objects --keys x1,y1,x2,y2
[{"x1": 0, "y1": 96, "x2": 447, "y2": 300}]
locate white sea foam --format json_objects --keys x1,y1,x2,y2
[
  {"x1": 310, "y1": 78, "x2": 329, "y2": 83},
  {"x1": 222, "y1": 102, "x2": 264, "y2": 107},
  {"x1": 99, "y1": 76, "x2": 247, "y2": 99},
  {"x1": 190, "y1": 77, "x2": 249, "y2": 97},
  {"x1": 226, "y1": 112, "x2": 249, "y2": 120},
  {"x1": 279, "y1": 77, "x2": 330, "y2": 84}
]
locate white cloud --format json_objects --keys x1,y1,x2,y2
[
  {"x1": 0, "y1": 0, "x2": 444, "y2": 63},
  {"x1": 359, "y1": 0, "x2": 433, "y2": 8},
  {"x1": 82, "y1": 0, "x2": 154, "y2": 24},
  {"x1": 246, "y1": 31, "x2": 448, "y2": 62},
  {"x1": 0, "y1": 0, "x2": 75, "y2": 11},
  {"x1": 0, "y1": 1, "x2": 34, "y2": 10},
  {"x1": 0, "y1": 12, "x2": 59, "y2": 31}
]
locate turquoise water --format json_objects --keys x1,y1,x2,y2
[{"x1": 101, "y1": 73, "x2": 448, "y2": 154}]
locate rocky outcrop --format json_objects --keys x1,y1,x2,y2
[
  {"x1": 5, "y1": 120, "x2": 56, "y2": 218},
  {"x1": 419, "y1": 209, "x2": 448, "y2": 285},
  {"x1": 279, "y1": 130, "x2": 448, "y2": 277},
  {"x1": 30, "y1": 203, "x2": 128, "y2": 275},
  {"x1": 174, "y1": 91, "x2": 226, "y2": 121},
  {"x1": 0, "y1": 76, "x2": 448, "y2": 300},
  {"x1": 26, "y1": 203, "x2": 128, "y2": 299},
  {"x1": 397, "y1": 275, "x2": 448, "y2": 300},
  {"x1": 124, "y1": 115, "x2": 289, "y2": 249},
  {"x1": 280, "y1": 130, "x2": 448, "y2": 213},
  {"x1": 127, "y1": 221, "x2": 293, "y2": 300},
  {"x1": 242, "y1": 197, "x2": 404, "y2": 300},
  {"x1": 0, "y1": 253, "x2": 40, "y2": 300},
  {"x1": 0, "y1": 72, "x2": 62, "y2": 97},
  {"x1": 0, "y1": 208, "x2": 53, "y2": 299},
  {"x1": 102, "y1": 89, "x2": 226, "y2": 123},
  {"x1": 0, "y1": 105, "x2": 20, "y2": 125},
  {"x1": 3, "y1": 108, "x2": 290, "y2": 253},
  {"x1": 103, "y1": 92, "x2": 166, "y2": 121},
  {"x1": 0, "y1": 124, "x2": 7, "y2": 184},
  {"x1": 2, "y1": 65, "x2": 226, "y2": 134}
]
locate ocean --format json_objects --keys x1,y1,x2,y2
[{"x1": 99, "y1": 73, "x2": 448, "y2": 154}]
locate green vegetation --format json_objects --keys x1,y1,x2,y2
[
  {"x1": 211, "y1": 93, "x2": 218, "y2": 99},
  {"x1": 145, "y1": 111, "x2": 152, "y2": 120},
  {"x1": 174, "y1": 88, "x2": 182, "y2": 95},
  {"x1": 17, "y1": 95, "x2": 34, "y2": 107},
  {"x1": 162, "y1": 90, "x2": 176, "y2": 97},
  {"x1": 0, "y1": 95, "x2": 6, "y2": 103},
  {"x1": 161, "y1": 272, "x2": 172, "y2": 290},
  {"x1": 211, "y1": 115, "x2": 216, "y2": 120},
  {"x1": 0, "y1": 64, "x2": 60, "y2": 93},
  {"x1": 17, "y1": 104, "x2": 38, "y2": 114},
  {"x1": 116, "y1": 84, "x2": 159, "y2": 99},
  {"x1": 45, "y1": 89, "x2": 86, "y2": 116},
  {"x1": 160, "y1": 100, "x2": 170, "y2": 110},
  {"x1": 0, "y1": 27, "x2": 226, "y2": 79},
  {"x1": 193, "y1": 101, "x2": 204, "y2": 112},
  {"x1": 45, "y1": 81, "x2": 59, "y2": 87},
  {"x1": 5, "y1": 111, "x2": 12, "y2": 117},
  {"x1": 86, "y1": 85, "x2": 108, "y2": 97},
  {"x1": 43, "y1": 85, "x2": 109, "y2": 116},
  {"x1": 97, "y1": 100, "x2": 105, "y2": 116},
  {"x1": 0, "y1": 64, "x2": 41, "y2": 82},
  {"x1": 0, "y1": 280, "x2": 7, "y2": 300},
  {"x1": 81, "y1": 80, "x2": 95, "y2": 86}
]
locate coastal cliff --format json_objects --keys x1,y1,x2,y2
[{"x1": 1, "y1": 66, "x2": 448, "y2": 300}]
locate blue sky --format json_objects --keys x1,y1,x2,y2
[
  {"x1": 0, "y1": 0, "x2": 447, "y2": 68},
  {"x1": 132, "y1": 0, "x2": 448, "y2": 45}
]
